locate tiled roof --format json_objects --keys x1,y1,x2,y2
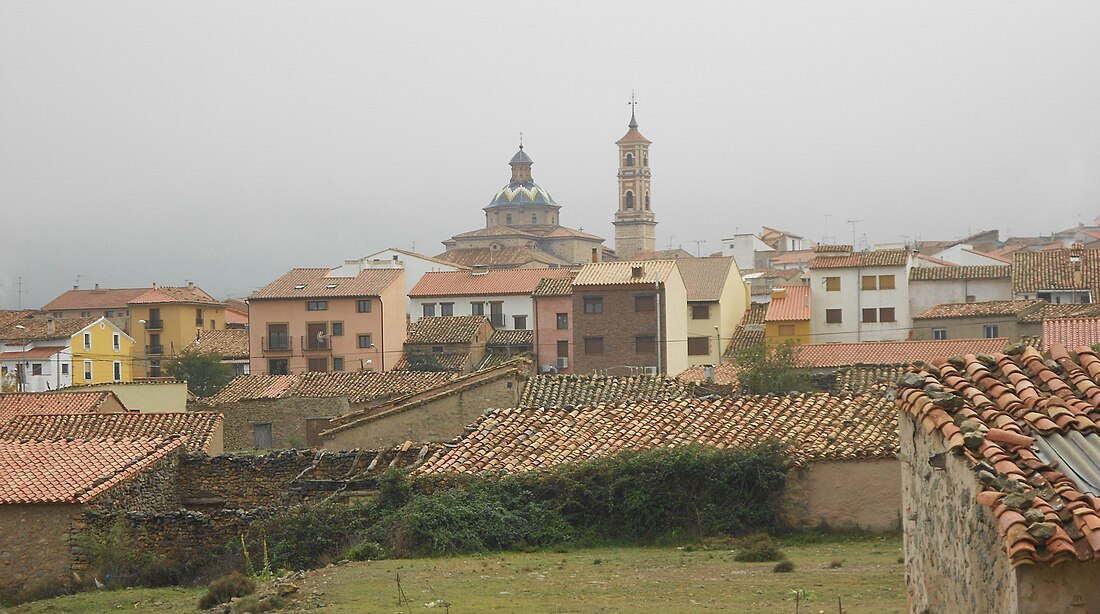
[
  {"x1": 1017, "y1": 302, "x2": 1100, "y2": 323},
  {"x1": 392, "y1": 352, "x2": 470, "y2": 372},
  {"x1": 518, "y1": 374, "x2": 693, "y2": 409},
  {"x1": 794, "y1": 338, "x2": 1013, "y2": 368},
  {"x1": 202, "y1": 371, "x2": 454, "y2": 406},
  {"x1": 406, "y1": 316, "x2": 490, "y2": 344},
  {"x1": 676, "y1": 257, "x2": 737, "y2": 302},
  {"x1": 676, "y1": 363, "x2": 739, "y2": 386},
  {"x1": 477, "y1": 351, "x2": 535, "y2": 371},
  {"x1": 0, "y1": 316, "x2": 100, "y2": 342},
  {"x1": 831, "y1": 365, "x2": 906, "y2": 395},
  {"x1": 764, "y1": 286, "x2": 810, "y2": 322},
  {"x1": 369, "y1": 247, "x2": 470, "y2": 269},
  {"x1": 0, "y1": 437, "x2": 183, "y2": 504},
  {"x1": 1042, "y1": 317, "x2": 1100, "y2": 351},
  {"x1": 410, "y1": 268, "x2": 574, "y2": 298},
  {"x1": 896, "y1": 345, "x2": 1100, "y2": 567},
  {"x1": 0, "y1": 347, "x2": 66, "y2": 360},
  {"x1": 913, "y1": 300, "x2": 1045, "y2": 320},
  {"x1": 182, "y1": 329, "x2": 249, "y2": 359},
  {"x1": 418, "y1": 393, "x2": 897, "y2": 475},
  {"x1": 488, "y1": 329, "x2": 533, "y2": 346},
  {"x1": 0, "y1": 310, "x2": 40, "y2": 329},
  {"x1": 532, "y1": 275, "x2": 576, "y2": 297},
  {"x1": 909, "y1": 265, "x2": 1012, "y2": 281},
  {"x1": 129, "y1": 286, "x2": 222, "y2": 305},
  {"x1": 0, "y1": 412, "x2": 222, "y2": 454},
  {"x1": 542, "y1": 226, "x2": 603, "y2": 240},
  {"x1": 224, "y1": 307, "x2": 248, "y2": 326},
  {"x1": 628, "y1": 248, "x2": 694, "y2": 261},
  {"x1": 724, "y1": 303, "x2": 767, "y2": 356},
  {"x1": 810, "y1": 249, "x2": 910, "y2": 269},
  {"x1": 436, "y1": 247, "x2": 573, "y2": 269},
  {"x1": 1012, "y1": 248, "x2": 1099, "y2": 295},
  {"x1": 450, "y1": 226, "x2": 540, "y2": 239},
  {"x1": 573, "y1": 260, "x2": 680, "y2": 286},
  {"x1": 768, "y1": 250, "x2": 815, "y2": 267},
  {"x1": 250, "y1": 268, "x2": 403, "y2": 300},
  {"x1": 42, "y1": 288, "x2": 147, "y2": 311},
  {"x1": 0, "y1": 392, "x2": 123, "y2": 425}
]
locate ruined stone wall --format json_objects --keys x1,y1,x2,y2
[
  {"x1": 1016, "y1": 560, "x2": 1100, "y2": 614},
  {"x1": 900, "y1": 410, "x2": 1019, "y2": 613},
  {"x1": 217, "y1": 397, "x2": 350, "y2": 451},
  {"x1": 784, "y1": 458, "x2": 901, "y2": 531},
  {"x1": 89, "y1": 452, "x2": 182, "y2": 514}
]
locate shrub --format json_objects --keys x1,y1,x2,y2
[
  {"x1": 378, "y1": 469, "x2": 412, "y2": 509},
  {"x1": 828, "y1": 559, "x2": 843, "y2": 569},
  {"x1": 81, "y1": 520, "x2": 184, "y2": 588},
  {"x1": 734, "y1": 533, "x2": 784, "y2": 562},
  {"x1": 263, "y1": 503, "x2": 373, "y2": 570},
  {"x1": 344, "y1": 540, "x2": 386, "y2": 561},
  {"x1": 198, "y1": 571, "x2": 256, "y2": 609},
  {"x1": 231, "y1": 594, "x2": 286, "y2": 613},
  {"x1": 773, "y1": 560, "x2": 795, "y2": 573}
]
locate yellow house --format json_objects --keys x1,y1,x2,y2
[
  {"x1": 676, "y1": 257, "x2": 751, "y2": 367},
  {"x1": 70, "y1": 317, "x2": 136, "y2": 385},
  {"x1": 127, "y1": 284, "x2": 227, "y2": 377},
  {"x1": 764, "y1": 286, "x2": 812, "y2": 346}
]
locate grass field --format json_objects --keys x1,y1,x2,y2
[{"x1": 3, "y1": 533, "x2": 904, "y2": 614}]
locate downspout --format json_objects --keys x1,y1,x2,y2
[
  {"x1": 655, "y1": 279, "x2": 662, "y2": 375},
  {"x1": 856, "y1": 267, "x2": 862, "y2": 342},
  {"x1": 379, "y1": 297, "x2": 385, "y2": 372}
]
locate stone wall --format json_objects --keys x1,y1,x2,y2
[
  {"x1": 785, "y1": 458, "x2": 901, "y2": 531},
  {"x1": 1017, "y1": 560, "x2": 1100, "y2": 613},
  {"x1": 0, "y1": 504, "x2": 80, "y2": 597},
  {"x1": 900, "y1": 410, "x2": 1019, "y2": 613},
  {"x1": 217, "y1": 397, "x2": 350, "y2": 451}
]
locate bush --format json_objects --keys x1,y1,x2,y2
[
  {"x1": 231, "y1": 594, "x2": 286, "y2": 613},
  {"x1": 81, "y1": 520, "x2": 185, "y2": 588},
  {"x1": 773, "y1": 560, "x2": 795, "y2": 573},
  {"x1": 198, "y1": 571, "x2": 256, "y2": 609},
  {"x1": 344, "y1": 540, "x2": 386, "y2": 561},
  {"x1": 263, "y1": 503, "x2": 374, "y2": 570},
  {"x1": 378, "y1": 469, "x2": 411, "y2": 509},
  {"x1": 734, "y1": 533, "x2": 784, "y2": 562}
]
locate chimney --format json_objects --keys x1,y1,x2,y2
[
  {"x1": 46, "y1": 318, "x2": 55, "y2": 336},
  {"x1": 73, "y1": 285, "x2": 78, "y2": 290},
  {"x1": 771, "y1": 287, "x2": 787, "y2": 301},
  {"x1": 187, "y1": 281, "x2": 195, "y2": 289},
  {"x1": 392, "y1": 255, "x2": 399, "y2": 262},
  {"x1": 591, "y1": 248, "x2": 599, "y2": 263},
  {"x1": 94, "y1": 283, "x2": 99, "y2": 290},
  {"x1": 631, "y1": 264, "x2": 645, "y2": 279}
]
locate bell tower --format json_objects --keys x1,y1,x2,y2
[{"x1": 613, "y1": 96, "x2": 657, "y2": 259}]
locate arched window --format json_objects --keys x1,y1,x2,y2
[
  {"x1": 645, "y1": 191, "x2": 650, "y2": 210},
  {"x1": 531, "y1": 213, "x2": 537, "y2": 224},
  {"x1": 625, "y1": 191, "x2": 634, "y2": 209},
  {"x1": 506, "y1": 213, "x2": 512, "y2": 225},
  {"x1": 625, "y1": 153, "x2": 634, "y2": 167},
  {"x1": 643, "y1": 154, "x2": 648, "y2": 166}
]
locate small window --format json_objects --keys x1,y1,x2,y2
[
  {"x1": 584, "y1": 337, "x2": 604, "y2": 355},
  {"x1": 84, "y1": 333, "x2": 91, "y2": 350},
  {"x1": 556, "y1": 340, "x2": 569, "y2": 358},
  {"x1": 879, "y1": 307, "x2": 896, "y2": 323},
  {"x1": 332, "y1": 357, "x2": 344, "y2": 371},
  {"x1": 269, "y1": 359, "x2": 289, "y2": 375},
  {"x1": 105, "y1": 310, "x2": 113, "y2": 317},
  {"x1": 687, "y1": 337, "x2": 710, "y2": 356},
  {"x1": 357, "y1": 300, "x2": 372, "y2": 313},
  {"x1": 625, "y1": 191, "x2": 634, "y2": 209},
  {"x1": 862, "y1": 308, "x2": 878, "y2": 323},
  {"x1": 513, "y1": 315, "x2": 527, "y2": 330},
  {"x1": 112, "y1": 333, "x2": 120, "y2": 351},
  {"x1": 965, "y1": 295, "x2": 977, "y2": 303},
  {"x1": 556, "y1": 313, "x2": 569, "y2": 329},
  {"x1": 431, "y1": 345, "x2": 444, "y2": 354},
  {"x1": 84, "y1": 360, "x2": 93, "y2": 381},
  {"x1": 825, "y1": 277, "x2": 841, "y2": 292},
  {"x1": 331, "y1": 322, "x2": 344, "y2": 336},
  {"x1": 149, "y1": 360, "x2": 161, "y2": 377},
  {"x1": 862, "y1": 275, "x2": 877, "y2": 290},
  {"x1": 692, "y1": 305, "x2": 710, "y2": 320},
  {"x1": 506, "y1": 213, "x2": 512, "y2": 225},
  {"x1": 584, "y1": 297, "x2": 603, "y2": 314},
  {"x1": 440, "y1": 303, "x2": 454, "y2": 316},
  {"x1": 932, "y1": 328, "x2": 947, "y2": 340},
  {"x1": 879, "y1": 275, "x2": 896, "y2": 290},
  {"x1": 423, "y1": 303, "x2": 436, "y2": 317},
  {"x1": 358, "y1": 334, "x2": 373, "y2": 349},
  {"x1": 471, "y1": 302, "x2": 485, "y2": 316},
  {"x1": 61, "y1": 363, "x2": 69, "y2": 375},
  {"x1": 826, "y1": 309, "x2": 843, "y2": 324},
  {"x1": 293, "y1": 284, "x2": 307, "y2": 290},
  {"x1": 32, "y1": 363, "x2": 43, "y2": 376},
  {"x1": 984, "y1": 324, "x2": 999, "y2": 338},
  {"x1": 307, "y1": 357, "x2": 328, "y2": 372},
  {"x1": 80, "y1": 311, "x2": 91, "y2": 317},
  {"x1": 113, "y1": 361, "x2": 122, "y2": 381},
  {"x1": 531, "y1": 214, "x2": 537, "y2": 224},
  {"x1": 307, "y1": 300, "x2": 328, "y2": 311},
  {"x1": 325, "y1": 283, "x2": 338, "y2": 289},
  {"x1": 625, "y1": 152, "x2": 634, "y2": 167},
  {"x1": 635, "y1": 295, "x2": 656, "y2": 313},
  {"x1": 196, "y1": 308, "x2": 204, "y2": 325},
  {"x1": 636, "y1": 335, "x2": 655, "y2": 354},
  {"x1": 778, "y1": 324, "x2": 796, "y2": 336}
]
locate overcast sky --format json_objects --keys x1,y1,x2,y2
[{"x1": 2, "y1": 2, "x2": 1098, "y2": 309}]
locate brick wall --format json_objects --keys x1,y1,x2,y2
[
  {"x1": 572, "y1": 284, "x2": 665, "y2": 374},
  {"x1": 217, "y1": 397, "x2": 350, "y2": 451}
]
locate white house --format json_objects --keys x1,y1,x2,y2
[
  {"x1": 331, "y1": 248, "x2": 468, "y2": 314},
  {"x1": 721, "y1": 233, "x2": 773, "y2": 271},
  {"x1": 809, "y1": 245, "x2": 914, "y2": 343},
  {"x1": 0, "y1": 344, "x2": 72, "y2": 392},
  {"x1": 908, "y1": 265, "x2": 1013, "y2": 317},
  {"x1": 923, "y1": 243, "x2": 1010, "y2": 266},
  {"x1": 409, "y1": 268, "x2": 576, "y2": 331}
]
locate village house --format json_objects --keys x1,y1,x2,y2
[
  {"x1": 676, "y1": 257, "x2": 749, "y2": 367},
  {"x1": 808, "y1": 245, "x2": 914, "y2": 343},
  {"x1": 128, "y1": 284, "x2": 227, "y2": 377},
  {"x1": 908, "y1": 264, "x2": 1013, "y2": 316},
  {"x1": 0, "y1": 390, "x2": 128, "y2": 425},
  {"x1": 41, "y1": 286, "x2": 147, "y2": 334},
  {"x1": 183, "y1": 328, "x2": 251, "y2": 376},
  {"x1": 571, "y1": 260, "x2": 688, "y2": 376},
  {"x1": 0, "y1": 316, "x2": 134, "y2": 391},
  {"x1": 63, "y1": 380, "x2": 188, "y2": 413},
  {"x1": 396, "y1": 315, "x2": 494, "y2": 374},
  {"x1": 896, "y1": 345, "x2": 1100, "y2": 612},
  {"x1": 409, "y1": 267, "x2": 575, "y2": 331},
  {"x1": 248, "y1": 266, "x2": 406, "y2": 376},
  {"x1": 763, "y1": 286, "x2": 811, "y2": 346},
  {"x1": 1013, "y1": 244, "x2": 1097, "y2": 304},
  {"x1": 911, "y1": 299, "x2": 1048, "y2": 341},
  {"x1": 0, "y1": 410, "x2": 224, "y2": 455},
  {"x1": 332, "y1": 248, "x2": 468, "y2": 314},
  {"x1": 532, "y1": 275, "x2": 577, "y2": 374}
]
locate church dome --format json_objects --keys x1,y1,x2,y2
[{"x1": 486, "y1": 146, "x2": 558, "y2": 208}]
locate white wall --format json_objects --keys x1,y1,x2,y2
[
  {"x1": 0, "y1": 343, "x2": 72, "y2": 392},
  {"x1": 909, "y1": 279, "x2": 1012, "y2": 316},
  {"x1": 410, "y1": 294, "x2": 534, "y2": 330},
  {"x1": 810, "y1": 262, "x2": 912, "y2": 343},
  {"x1": 721, "y1": 234, "x2": 771, "y2": 271},
  {"x1": 336, "y1": 251, "x2": 465, "y2": 315},
  {"x1": 928, "y1": 244, "x2": 1008, "y2": 266}
]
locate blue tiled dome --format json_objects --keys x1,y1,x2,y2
[{"x1": 487, "y1": 182, "x2": 557, "y2": 208}]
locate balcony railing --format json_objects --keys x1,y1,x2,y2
[
  {"x1": 146, "y1": 344, "x2": 164, "y2": 355},
  {"x1": 262, "y1": 336, "x2": 292, "y2": 353},
  {"x1": 196, "y1": 318, "x2": 204, "y2": 326},
  {"x1": 145, "y1": 319, "x2": 164, "y2": 330},
  {"x1": 303, "y1": 335, "x2": 331, "y2": 351}
]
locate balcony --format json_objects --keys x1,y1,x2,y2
[
  {"x1": 262, "y1": 336, "x2": 293, "y2": 353},
  {"x1": 145, "y1": 319, "x2": 164, "y2": 330},
  {"x1": 303, "y1": 335, "x2": 331, "y2": 352},
  {"x1": 196, "y1": 318, "x2": 204, "y2": 326},
  {"x1": 145, "y1": 344, "x2": 164, "y2": 355}
]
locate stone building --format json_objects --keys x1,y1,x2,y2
[
  {"x1": 395, "y1": 315, "x2": 494, "y2": 374},
  {"x1": 612, "y1": 106, "x2": 657, "y2": 259}
]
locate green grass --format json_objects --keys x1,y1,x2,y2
[{"x1": 4, "y1": 533, "x2": 903, "y2": 614}]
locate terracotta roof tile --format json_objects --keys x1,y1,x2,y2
[
  {"x1": 532, "y1": 275, "x2": 577, "y2": 297},
  {"x1": 518, "y1": 374, "x2": 693, "y2": 408},
  {"x1": 392, "y1": 352, "x2": 470, "y2": 372},
  {"x1": 250, "y1": 268, "x2": 402, "y2": 301},
  {"x1": 723, "y1": 303, "x2": 767, "y2": 356},
  {"x1": 676, "y1": 257, "x2": 737, "y2": 302},
  {"x1": 913, "y1": 300, "x2": 1045, "y2": 320},
  {"x1": 0, "y1": 316, "x2": 100, "y2": 342},
  {"x1": 410, "y1": 268, "x2": 574, "y2": 298},
  {"x1": 1017, "y1": 302, "x2": 1100, "y2": 323},
  {"x1": 573, "y1": 260, "x2": 680, "y2": 286},
  {"x1": 406, "y1": 316, "x2": 490, "y2": 344},
  {"x1": 0, "y1": 392, "x2": 123, "y2": 425},
  {"x1": 418, "y1": 393, "x2": 897, "y2": 475},
  {"x1": 909, "y1": 265, "x2": 1012, "y2": 281},
  {"x1": 0, "y1": 437, "x2": 183, "y2": 504},
  {"x1": 488, "y1": 329, "x2": 533, "y2": 346},
  {"x1": 182, "y1": 329, "x2": 249, "y2": 359},
  {"x1": 477, "y1": 351, "x2": 535, "y2": 371},
  {"x1": 0, "y1": 412, "x2": 222, "y2": 454},
  {"x1": 0, "y1": 347, "x2": 66, "y2": 360},
  {"x1": 1043, "y1": 317, "x2": 1100, "y2": 351},
  {"x1": 42, "y1": 288, "x2": 148, "y2": 311},
  {"x1": 436, "y1": 247, "x2": 572, "y2": 269},
  {"x1": 1012, "y1": 247, "x2": 1099, "y2": 296},
  {"x1": 769, "y1": 250, "x2": 816, "y2": 266},
  {"x1": 374, "y1": 248, "x2": 470, "y2": 269},
  {"x1": 202, "y1": 371, "x2": 454, "y2": 406},
  {"x1": 832, "y1": 365, "x2": 907, "y2": 395},
  {"x1": 810, "y1": 249, "x2": 910, "y2": 269},
  {"x1": 676, "y1": 363, "x2": 739, "y2": 386},
  {"x1": 795, "y1": 338, "x2": 1013, "y2": 368},
  {"x1": 129, "y1": 286, "x2": 222, "y2": 305},
  {"x1": 895, "y1": 344, "x2": 1100, "y2": 567},
  {"x1": 764, "y1": 286, "x2": 810, "y2": 322}
]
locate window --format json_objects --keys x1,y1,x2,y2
[
  {"x1": 331, "y1": 322, "x2": 344, "y2": 336},
  {"x1": 506, "y1": 213, "x2": 513, "y2": 225},
  {"x1": 531, "y1": 214, "x2": 537, "y2": 224},
  {"x1": 307, "y1": 357, "x2": 328, "y2": 372},
  {"x1": 32, "y1": 363, "x2": 42, "y2": 376},
  {"x1": 423, "y1": 303, "x2": 436, "y2": 317},
  {"x1": 84, "y1": 333, "x2": 91, "y2": 350},
  {"x1": 105, "y1": 310, "x2": 113, "y2": 317},
  {"x1": 584, "y1": 337, "x2": 604, "y2": 354},
  {"x1": 825, "y1": 277, "x2": 841, "y2": 292},
  {"x1": 196, "y1": 308, "x2": 204, "y2": 325},
  {"x1": 80, "y1": 310, "x2": 91, "y2": 317},
  {"x1": 984, "y1": 324, "x2": 999, "y2": 338},
  {"x1": 84, "y1": 360, "x2": 92, "y2": 381},
  {"x1": 932, "y1": 328, "x2": 947, "y2": 340},
  {"x1": 687, "y1": 337, "x2": 710, "y2": 356},
  {"x1": 61, "y1": 363, "x2": 69, "y2": 375},
  {"x1": 625, "y1": 191, "x2": 634, "y2": 209},
  {"x1": 879, "y1": 307, "x2": 896, "y2": 323},
  {"x1": 556, "y1": 340, "x2": 569, "y2": 358},
  {"x1": 269, "y1": 359, "x2": 289, "y2": 375},
  {"x1": 692, "y1": 304, "x2": 710, "y2": 320},
  {"x1": 471, "y1": 302, "x2": 485, "y2": 316},
  {"x1": 862, "y1": 308, "x2": 878, "y2": 323},
  {"x1": 635, "y1": 295, "x2": 656, "y2": 312},
  {"x1": 490, "y1": 302, "x2": 504, "y2": 327},
  {"x1": 113, "y1": 361, "x2": 122, "y2": 381},
  {"x1": 636, "y1": 335, "x2": 655, "y2": 354},
  {"x1": 556, "y1": 313, "x2": 569, "y2": 329},
  {"x1": 112, "y1": 333, "x2": 120, "y2": 351},
  {"x1": 826, "y1": 309, "x2": 843, "y2": 324},
  {"x1": 584, "y1": 297, "x2": 603, "y2": 314},
  {"x1": 513, "y1": 315, "x2": 527, "y2": 330},
  {"x1": 358, "y1": 334, "x2": 373, "y2": 349},
  {"x1": 267, "y1": 323, "x2": 289, "y2": 350},
  {"x1": 965, "y1": 295, "x2": 977, "y2": 303},
  {"x1": 332, "y1": 357, "x2": 344, "y2": 371},
  {"x1": 440, "y1": 303, "x2": 454, "y2": 316},
  {"x1": 307, "y1": 300, "x2": 328, "y2": 311},
  {"x1": 645, "y1": 191, "x2": 650, "y2": 209},
  {"x1": 253, "y1": 423, "x2": 273, "y2": 450},
  {"x1": 862, "y1": 275, "x2": 877, "y2": 290},
  {"x1": 879, "y1": 275, "x2": 896, "y2": 290},
  {"x1": 625, "y1": 152, "x2": 634, "y2": 167},
  {"x1": 306, "y1": 322, "x2": 328, "y2": 350},
  {"x1": 150, "y1": 360, "x2": 161, "y2": 377},
  {"x1": 357, "y1": 299, "x2": 372, "y2": 313}
]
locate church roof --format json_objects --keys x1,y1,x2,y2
[
  {"x1": 486, "y1": 183, "x2": 558, "y2": 209},
  {"x1": 616, "y1": 109, "x2": 651, "y2": 145},
  {"x1": 509, "y1": 148, "x2": 533, "y2": 165}
]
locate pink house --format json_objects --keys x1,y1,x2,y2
[
  {"x1": 532, "y1": 275, "x2": 576, "y2": 374},
  {"x1": 248, "y1": 267, "x2": 406, "y2": 375}
]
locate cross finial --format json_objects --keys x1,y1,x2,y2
[
  {"x1": 519, "y1": 131, "x2": 523, "y2": 150},
  {"x1": 628, "y1": 91, "x2": 639, "y2": 128}
]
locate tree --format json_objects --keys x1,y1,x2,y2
[
  {"x1": 168, "y1": 351, "x2": 233, "y2": 397},
  {"x1": 403, "y1": 349, "x2": 448, "y2": 372},
  {"x1": 730, "y1": 341, "x2": 808, "y2": 395}
]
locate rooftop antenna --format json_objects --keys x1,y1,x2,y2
[
  {"x1": 17, "y1": 276, "x2": 22, "y2": 309},
  {"x1": 847, "y1": 219, "x2": 863, "y2": 248},
  {"x1": 689, "y1": 239, "x2": 706, "y2": 257}
]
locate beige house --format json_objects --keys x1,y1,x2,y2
[
  {"x1": 67, "y1": 380, "x2": 188, "y2": 413},
  {"x1": 675, "y1": 257, "x2": 748, "y2": 366}
]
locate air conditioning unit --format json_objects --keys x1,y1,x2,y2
[
  {"x1": 556, "y1": 357, "x2": 569, "y2": 369},
  {"x1": 643, "y1": 366, "x2": 658, "y2": 375}
]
